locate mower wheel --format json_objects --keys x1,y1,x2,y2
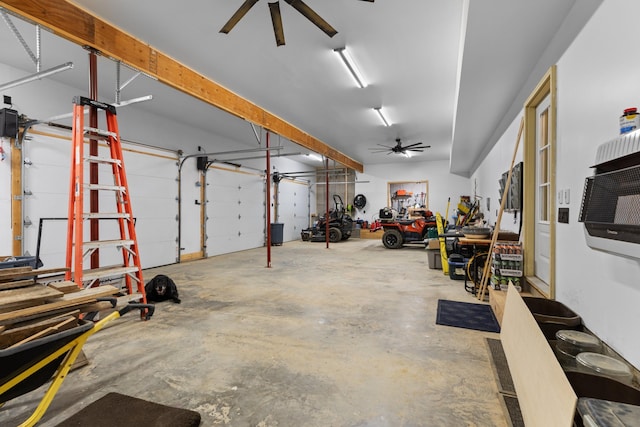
[
  {"x1": 382, "y1": 229, "x2": 404, "y2": 249},
  {"x1": 329, "y1": 227, "x2": 343, "y2": 243}
]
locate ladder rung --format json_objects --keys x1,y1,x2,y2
[
  {"x1": 85, "y1": 184, "x2": 126, "y2": 192},
  {"x1": 84, "y1": 126, "x2": 117, "y2": 139},
  {"x1": 83, "y1": 239, "x2": 134, "y2": 249},
  {"x1": 81, "y1": 265, "x2": 140, "y2": 282},
  {"x1": 83, "y1": 212, "x2": 131, "y2": 219},
  {"x1": 84, "y1": 155, "x2": 121, "y2": 166}
]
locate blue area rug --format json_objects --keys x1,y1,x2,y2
[{"x1": 436, "y1": 299, "x2": 500, "y2": 333}]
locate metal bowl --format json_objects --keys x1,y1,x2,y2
[{"x1": 461, "y1": 226, "x2": 491, "y2": 239}]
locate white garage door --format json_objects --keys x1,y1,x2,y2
[
  {"x1": 206, "y1": 165, "x2": 265, "y2": 256},
  {"x1": 21, "y1": 124, "x2": 179, "y2": 270},
  {"x1": 276, "y1": 178, "x2": 310, "y2": 241}
]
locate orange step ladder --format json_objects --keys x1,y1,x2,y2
[{"x1": 64, "y1": 96, "x2": 146, "y2": 303}]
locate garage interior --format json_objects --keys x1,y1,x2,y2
[{"x1": 2, "y1": 1, "x2": 640, "y2": 426}]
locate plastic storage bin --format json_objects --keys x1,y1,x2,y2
[
  {"x1": 426, "y1": 249, "x2": 442, "y2": 269},
  {"x1": 576, "y1": 352, "x2": 634, "y2": 386},
  {"x1": 448, "y1": 254, "x2": 467, "y2": 280},
  {"x1": 522, "y1": 296, "x2": 582, "y2": 340},
  {"x1": 556, "y1": 330, "x2": 602, "y2": 358},
  {"x1": 566, "y1": 371, "x2": 640, "y2": 427}
]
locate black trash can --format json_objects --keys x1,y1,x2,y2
[{"x1": 270, "y1": 223, "x2": 284, "y2": 246}]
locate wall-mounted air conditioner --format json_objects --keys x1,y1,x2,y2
[{"x1": 579, "y1": 130, "x2": 640, "y2": 259}]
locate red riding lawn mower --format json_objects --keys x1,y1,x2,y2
[{"x1": 379, "y1": 207, "x2": 437, "y2": 249}]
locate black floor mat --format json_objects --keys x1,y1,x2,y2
[{"x1": 436, "y1": 299, "x2": 500, "y2": 333}]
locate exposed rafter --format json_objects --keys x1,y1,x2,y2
[{"x1": 0, "y1": 0, "x2": 363, "y2": 172}]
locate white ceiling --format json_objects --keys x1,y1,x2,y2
[{"x1": 0, "y1": 0, "x2": 601, "y2": 175}]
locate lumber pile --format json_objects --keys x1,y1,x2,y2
[{"x1": 0, "y1": 266, "x2": 120, "y2": 349}]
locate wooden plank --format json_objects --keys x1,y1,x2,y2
[
  {"x1": 79, "y1": 300, "x2": 115, "y2": 313},
  {"x1": 11, "y1": 135, "x2": 22, "y2": 255},
  {"x1": 0, "y1": 285, "x2": 119, "y2": 326},
  {"x1": 48, "y1": 285, "x2": 120, "y2": 303},
  {"x1": 0, "y1": 315, "x2": 78, "y2": 348},
  {"x1": 0, "y1": 267, "x2": 69, "y2": 282},
  {"x1": 0, "y1": 0, "x2": 364, "y2": 173},
  {"x1": 8, "y1": 317, "x2": 77, "y2": 349},
  {"x1": 0, "y1": 266, "x2": 32, "y2": 277},
  {"x1": 0, "y1": 279, "x2": 36, "y2": 291},
  {"x1": 501, "y1": 284, "x2": 576, "y2": 427},
  {"x1": 0, "y1": 285, "x2": 64, "y2": 311},
  {"x1": 48, "y1": 281, "x2": 81, "y2": 294},
  {"x1": 477, "y1": 117, "x2": 524, "y2": 301},
  {"x1": 2, "y1": 308, "x2": 82, "y2": 329}
]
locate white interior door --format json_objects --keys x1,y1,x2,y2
[
  {"x1": 535, "y1": 96, "x2": 552, "y2": 291},
  {"x1": 206, "y1": 166, "x2": 265, "y2": 256}
]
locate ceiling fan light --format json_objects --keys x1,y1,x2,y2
[
  {"x1": 333, "y1": 47, "x2": 367, "y2": 88},
  {"x1": 373, "y1": 107, "x2": 391, "y2": 127}
]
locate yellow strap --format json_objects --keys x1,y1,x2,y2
[{"x1": 436, "y1": 213, "x2": 449, "y2": 275}]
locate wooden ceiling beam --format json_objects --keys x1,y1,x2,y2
[{"x1": 0, "y1": 0, "x2": 363, "y2": 172}]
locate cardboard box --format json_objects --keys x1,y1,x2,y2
[
  {"x1": 426, "y1": 238, "x2": 440, "y2": 250},
  {"x1": 426, "y1": 249, "x2": 442, "y2": 269}
]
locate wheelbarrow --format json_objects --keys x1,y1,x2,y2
[{"x1": 0, "y1": 303, "x2": 154, "y2": 427}]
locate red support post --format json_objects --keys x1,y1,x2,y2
[
  {"x1": 266, "y1": 131, "x2": 272, "y2": 267},
  {"x1": 325, "y1": 157, "x2": 330, "y2": 248}
]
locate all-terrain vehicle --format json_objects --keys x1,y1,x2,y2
[
  {"x1": 301, "y1": 194, "x2": 353, "y2": 243},
  {"x1": 380, "y1": 207, "x2": 437, "y2": 249}
]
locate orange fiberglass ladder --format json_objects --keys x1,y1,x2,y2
[{"x1": 64, "y1": 96, "x2": 146, "y2": 303}]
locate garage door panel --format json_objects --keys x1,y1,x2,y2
[
  {"x1": 22, "y1": 125, "x2": 178, "y2": 269},
  {"x1": 277, "y1": 180, "x2": 309, "y2": 242},
  {"x1": 206, "y1": 168, "x2": 264, "y2": 255}
]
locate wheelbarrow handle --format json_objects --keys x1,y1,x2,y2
[{"x1": 118, "y1": 303, "x2": 155, "y2": 320}]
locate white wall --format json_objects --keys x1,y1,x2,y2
[
  {"x1": 472, "y1": 0, "x2": 640, "y2": 368},
  {"x1": 355, "y1": 160, "x2": 470, "y2": 223},
  {"x1": 470, "y1": 114, "x2": 524, "y2": 233},
  {"x1": 0, "y1": 61, "x2": 313, "y2": 262}
]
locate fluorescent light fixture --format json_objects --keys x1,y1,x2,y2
[
  {"x1": 306, "y1": 153, "x2": 324, "y2": 162},
  {"x1": 333, "y1": 47, "x2": 367, "y2": 88},
  {"x1": 373, "y1": 107, "x2": 391, "y2": 127},
  {"x1": 0, "y1": 62, "x2": 73, "y2": 91}
]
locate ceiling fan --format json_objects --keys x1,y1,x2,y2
[
  {"x1": 369, "y1": 138, "x2": 431, "y2": 156},
  {"x1": 220, "y1": 0, "x2": 375, "y2": 46}
]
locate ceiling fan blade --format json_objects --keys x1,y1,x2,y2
[
  {"x1": 268, "y1": 2, "x2": 286, "y2": 46},
  {"x1": 220, "y1": 0, "x2": 260, "y2": 34},
  {"x1": 403, "y1": 142, "x2": 424, "y2": 149},
  {"x1": 284, "y1": 0, "x2": 338, "y2": 37},
  {"x1": 358, "y1": 0, "x2": 375, "y2": 2}
]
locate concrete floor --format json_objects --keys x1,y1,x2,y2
[{"x1": 2, "y1": 238, "x2": 508, "y2": 426}]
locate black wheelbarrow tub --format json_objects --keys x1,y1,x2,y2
[{"x1": 0, "y1": 320, "x2": 93, "y2": 403}]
